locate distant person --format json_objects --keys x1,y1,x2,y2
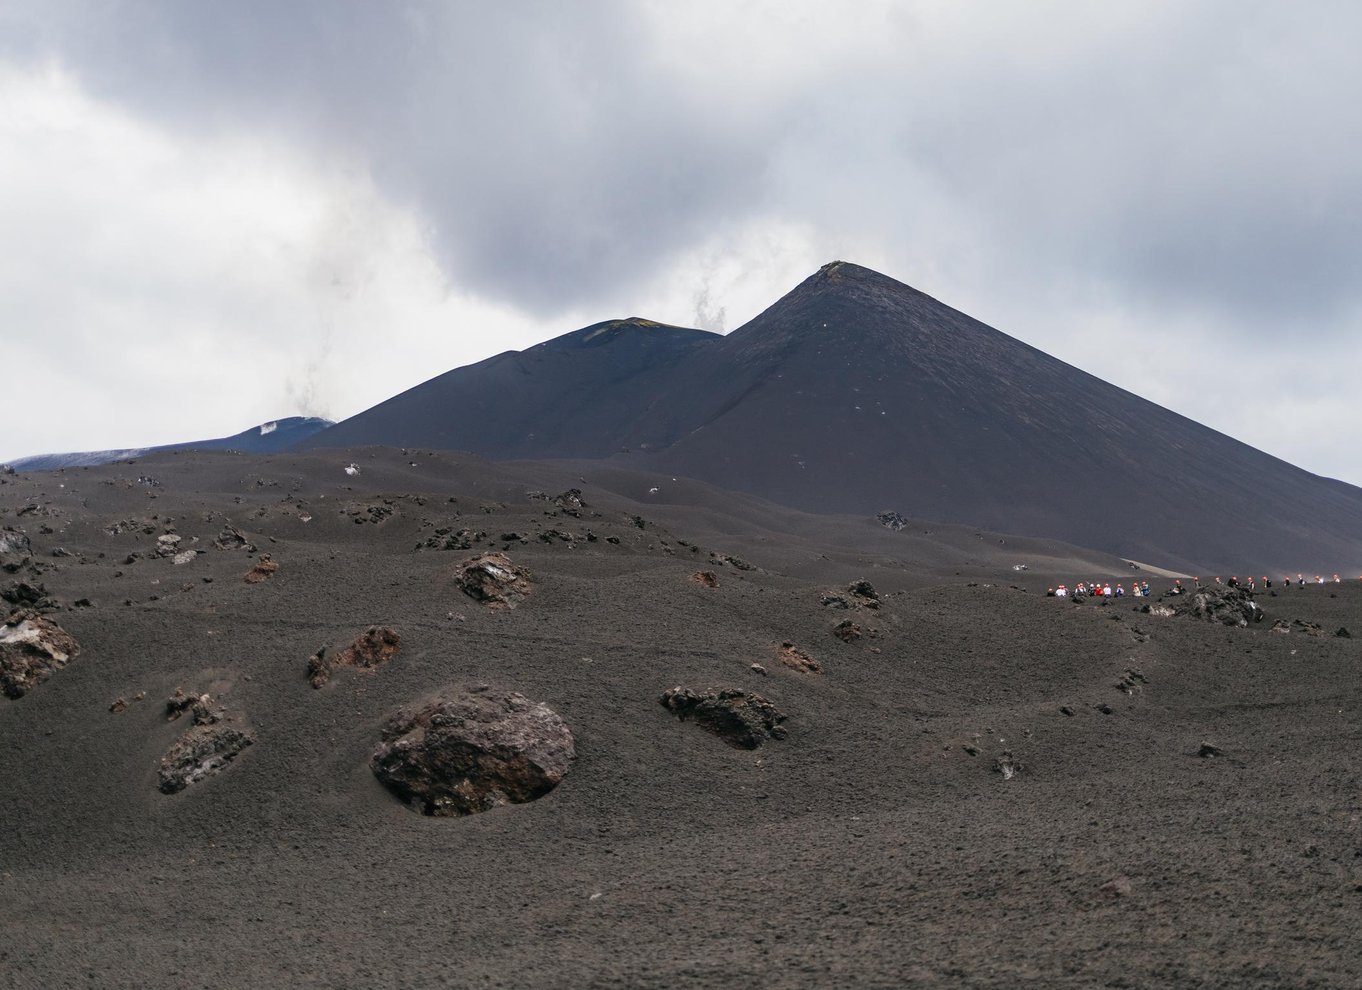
[
  {"x1": 1103, "y1": 583, "x2": 1113, "y2": 597},
  {"x1": 1284, "y1": 576, "x2": 1291, "y2": 588},
  {"x1": 1262, "y1": 576, "x2": 1271, "y2": 589},
  {"x1": 1046, "y1": 587, "x2": 1055, "y2": 597},
  {"x1": 1227, "y1": 576, "x2": 1239, "y2": 588},
  {"x1": 1140, "y1": 581, "x2": 1150, "y2": 596},
  {"x1": 1316, "y1": 575, "x2": 1324, "y2": 585},
  {"x1": 1333, "y1": 574, "x2": 1341, "y2": 583},
  {"x1": 1114, "y1": 584, "x2": 1124, "y2": 597},
  {"x1": 1298, "y1": 573, "x2": 1305, "y2": 586},
  {"x1": 1056, "y1": 584, "x2": 1068, "y2": 597}
]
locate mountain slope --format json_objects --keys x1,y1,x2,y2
[
  {"x1": 298, "y1": 264, "x2": 1362, "y2": 573},
  {"x1": 5, "y1": 416, "x2": 334, "y2": 472},
  {"x1": 307, "y1": 318, "x2": 719, "y2": 458}
]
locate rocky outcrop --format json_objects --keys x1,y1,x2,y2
[
  {"x1": 1154, "y1": 585, "x2": 1263, "y2": 627},
  {"x1": 371, "y1": 687, "x2": 575, "y2": 816},
  {"x1": 213, "y1": 525, "x2": 254, "y2": 551},
  {"x1": 165, "y1": 687, "x2": 223, "y2": 724},
  {"x1": 455, "y1": 553, "x2": 532, "y2": 608},
  {"x1": 822, "y1": 579, "x2": 880, "y2": 611},
  {"x1": 0, "y1": 611, "x2": 80, "y2": 699},
  {"x1": 658, "y1": 687, "x2": 788, "y2": 749},
  {"x1": 552, "y1": 489, "x2": 586, "y2": 515},
  {"x1": 1, "y1": 581, "x2": 59, "y2": 611},
  {"x1": 832, "y1": 619, "x2": 862, "y2": 643},
  {"x1": 0, "y1": 528, "x2": 31, "y2": 573},
  {"x1": 847, "y1": 580, "x2": 880, "y2": 608},
  {"x1": 708, "y1": 552, "x2": 756, "y2": 571},
  {"x1": 158, "y1": 725, "x2": 254, "y2": 793},
  {"x1": 876, "y1": 511, "x2": 908, "y2": 531},
  {"x1": 307, "y1": 626, "x2": 401, "y2": 688},
  {"x1": 157, "y1": 690, "x2": 253, "y2": 793}
]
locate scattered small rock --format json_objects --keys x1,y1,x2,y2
[
  {"x1": 1337, "y1": 627, "x2": 1352, "y2": 638},
  {"x1": 832, "y1": 619, "x2": 862, "y2": 643},
  {"x1": 658, "y1": 687, "x2": 788, "y2": 749},
  {"x1": 0, "y1": 610, "x2": 80, "y2": 699},
  {"x1": 1197, "y1": 742, "x2": 1222, "y2": 758},
  {"x1": 416, "y1": 527, "x2": 482, "y2": 552},
  {"x1": 153, "y1": 534, "x2": 182, "y2": 558},
  {"x1": 1115, "y1": 669, "x2": 1148, "y2": 695},
  {"x1": 1059, "y1": 705, "x2": 1075, "y2": 717},
  {"x1": 689, "y1": 571, "x2": 719, "y2": 588},
  {"x1": 1098, "y1": 875, "x2": 1134, "y2": 899},
  {"x1": 109, "y1": 697, "x2": 128, "y2": 714},
  {"x1": 243, "y1": 554, "x2": 278, "y2": 584},
  {"x1": 993, "y1": 751, "x2": 1021, "y2": 779},
  {"x1": 709, "y1": 552, "x2": 756, "y2": 571},
  {"x1": 778, "y1": 642, "x2": 822, "y2": 674},
  {"x1": 455, "y1": 552, "x2": 532, "y2": 609},
  {"x1": 165, "y1": 688, "x2": 223, "y2": 725},
  {"x1": 750, "y1": 663, "x2": 767, "y2": 676},
  {"x1": 371, "y1": 687, "x2": 576, "y2": 816}
]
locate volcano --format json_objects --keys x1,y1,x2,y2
[{"x1": 303, "y1": 263, "x2": 1362, "y2": 574}]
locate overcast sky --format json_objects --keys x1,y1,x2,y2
[{"x1": 2, "y1": 1, "x2": 1359, "y2": 483}]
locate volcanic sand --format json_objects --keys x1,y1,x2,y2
[{"x1": 1, "y1": 447, "x2": 1359, "y2": 988}]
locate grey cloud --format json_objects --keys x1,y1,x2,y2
[
  {"x1": 11, "y1": 1, "x2": 1362, "y2": 335},
  {"x1": 8, "y1": 1, "x2": 785, "y2": 314}
]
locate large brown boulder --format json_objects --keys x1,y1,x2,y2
[
  {"x1": 0, "y1": 610, "x2": 80, "y2": 699},
  {"x1": 659, "y1": 687, "x2": 788, "y2": 749},
  {"x1": 371, "y1": 687, "x2": 575, "y2": 816}
]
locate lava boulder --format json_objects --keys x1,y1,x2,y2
[
  {"x1": 659, "y1": 687, "x2": 788, "y2": 749},
  {"x1": 0, "y1": 610, "x2": 80, "y2": 699},
  {"x1": 455, "y1": 552, "x2": 532, "y2": 609},
  {"x1": 371, "y1": 687, "x2": 575, "y2": 816}
]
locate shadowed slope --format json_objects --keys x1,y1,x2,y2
[
  {"x1": 640, "y1": 262, "x2": 1362, "y2": 573},
  {"x1": 308, "y1": 318, "x2": 719, "y2": 458}
]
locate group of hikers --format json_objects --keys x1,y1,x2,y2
[
  {"x1": 1046, "y1": 573, "x2": 1349, "y2": 599},
  {"x1": 1049, "y1": 581, "x2": 1148, "y2": 598}
]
